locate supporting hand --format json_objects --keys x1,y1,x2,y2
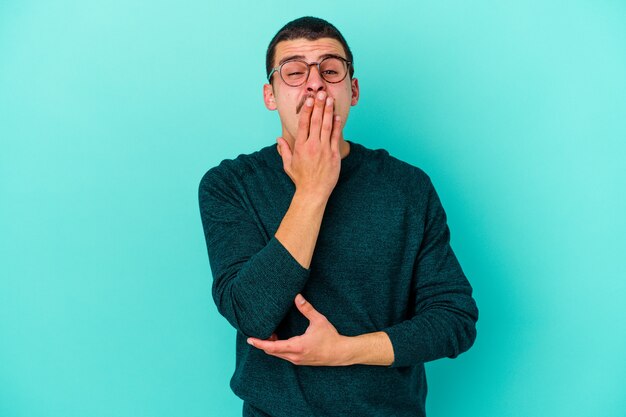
[{"x1": 246, "y1": 294, "x2": 351, "y2": 366}]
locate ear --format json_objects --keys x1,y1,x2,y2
[
  {"x1": 263, "y1": 83, "x2": 277, "y2": 111},
  {"x1": 350, "y1": 78, "x2": 360, "y2": 106}
]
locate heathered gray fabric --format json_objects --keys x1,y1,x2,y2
[{"x1": 199, "y1": 141, "x2": 478, "y2": 417}]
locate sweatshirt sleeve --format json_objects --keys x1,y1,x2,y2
[
  {"x1": 198, "y1": 168, "x2": 310, "y2": 340},
  {"x1": 382, "y1": 178, "x2": 479, "y2": 368}
]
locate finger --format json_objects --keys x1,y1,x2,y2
[
  {"x1": 248, "y1": 337, "x2": 301, "y2": 354},
  {"x1": 295, "y1": 96, "x2": 314, "y2": 144},
  {"x1": 308, "y1": 91, "x2": 327, "y2": 142},
  {"x1": 320, "y1": 96, "x2": 334, "y2": 146},
  {"x1": 295, "y1": 293, "x2": 325, "y2": 323},
  {"x1": 330, "y1": 115, "x2": 342, "y2": 156},
  {"x1": 276, "y1": 137, "x2": 292, "y2": 171}
]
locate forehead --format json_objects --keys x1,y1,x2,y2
[{"x1": 273, "y1": 38, "x2": 347, "y2": 65}]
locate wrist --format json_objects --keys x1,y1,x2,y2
[
  {"x1": 338, "y1": 335, "x2": 358, "y2": 366},
  {"x1": 292, "y1": 188, "x2": 329, "y2": 208}
]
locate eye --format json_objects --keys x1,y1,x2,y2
[{"x1": 281, "y1": 60, "x2": 308, "y2": 79}]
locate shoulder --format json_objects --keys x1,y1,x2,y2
[
  {"x1": 199, "y1": 144, "x2": 277, "y2": 194},
  {"x1": 355, "y1": 142, "x2": 434, "y2": 193}
]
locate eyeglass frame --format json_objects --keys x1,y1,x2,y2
[{"x1": 267, "y1": 55, "x2": 352, "y2": 86}]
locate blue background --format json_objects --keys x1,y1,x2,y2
[{"x1": 1, "y1": 1, "x2": 625, "y2": 416}]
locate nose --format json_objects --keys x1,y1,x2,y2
[{"x1": 305, "y1": 64, "x2": 326, "y2": 93}]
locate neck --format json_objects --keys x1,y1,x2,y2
[{"x1": 339, "y1": 139, "x2": 351, "y2": 159}]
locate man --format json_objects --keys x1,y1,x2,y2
[{"x1": 199, "y1": 16, "x2": 478, "y2": 417}]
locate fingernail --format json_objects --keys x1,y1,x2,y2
[
  {"x1": 306, "y1": 97, "x2": 313, "y2": 106},
  {"x1": 326, "y1": 97, "x2": 333, "y2": 106},
  {"x1": 296, "y1": 294, "x2": 306, "y2": 305},
  {"x1": 317, "y1": 91, "x2": 326, "y2": 100},
  {"x1": 247, "y1": 338, "x2": 254, "y2": 346}
]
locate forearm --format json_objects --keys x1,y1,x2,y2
[
  {"x1": 208, "y1": 190, "x2": 329, "y2": 339},
  {"x1": 342, "y1": 303, "x2": 477, "y2": 368},
  {"x1": 383, "y1": 300, "x2": 478, "y2": 367},
  {"x1": 274, "y1": 190, "x2": 328, "y2": 269},
  {"x1": 201, "y1": 178, "x2": 330, "y2": 339},
  {"x1": 343, "y1": 331, "x2": 395, "y2": 366}
]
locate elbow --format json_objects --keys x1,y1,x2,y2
[
  {"x1": 457, "y1": 316, "x2": 478, "y2": 355},
  {"x1": 212, "y1": 280, "x2": 279, "y2": 340},
  {"x1": 449, "y1": 305, "x2": 479, "y2": 358},
  {"x1": 234, "y1": 314, "x2": 277, "y2": 340}
]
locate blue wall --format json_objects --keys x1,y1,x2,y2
[{"x1": 1, "y1": 1, "x2": 624, "y2": 416}]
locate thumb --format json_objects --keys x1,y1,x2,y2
[
  {"x1": 276, "y1": 137, "x2": 292, "y2": 170},
  {"x1": 295, "y1": 294, "x2": 324, "y2": 322}
]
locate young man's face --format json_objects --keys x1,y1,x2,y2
[{"x1": 263, "y1": 37, "x2": 360, "y2": 143}]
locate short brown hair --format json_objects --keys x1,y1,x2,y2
[{"x1": 266, "y1": 16, "x2": 354, "y2": 81}]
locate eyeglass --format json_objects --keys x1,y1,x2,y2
[{"x1": 268, "y1": 56, "x2": 351, "y2": 87}]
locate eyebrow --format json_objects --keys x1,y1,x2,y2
[{"x1": 277, "y1": 53, "x2": 347, "y2": 66}]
